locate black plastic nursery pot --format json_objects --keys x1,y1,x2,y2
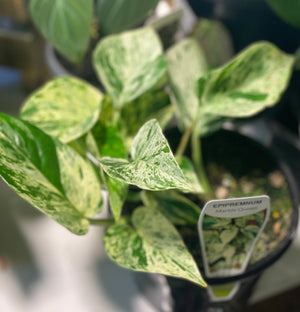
[{"x1": 135, "y1": 118, "x2": 300, "y2": 312}]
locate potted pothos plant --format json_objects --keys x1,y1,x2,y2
[{"x1": 0, "y1": 26, "x2": 297, "y2": 309}]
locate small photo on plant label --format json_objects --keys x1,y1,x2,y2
[{"x1": 198, "y1": 195, "x2": 270, "y2": 278}]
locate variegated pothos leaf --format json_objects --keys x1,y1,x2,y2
[
  {"x1": 166, "y1": 38, "x2": 208, "y2": 129},
  {"x1": 99, "y1": 119, "x2": 193, "y2": 192},
  {"x1": 93, "y1": 27, "x2": 166, "y2": 107},
  {"x1": 197, "y1": 42, "x2": 294, "y2": 118},
  {"x1": 0, "y1": 113, "x2": 102, "y2": 235},
  {"x1": 20, "y1": 77, "x2": 103, "y2": 143},
  {"x1": 104, "y1": 207, "x2": 206, "y2": 286}
]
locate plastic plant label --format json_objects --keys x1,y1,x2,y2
[
  {"x1": 208, "y1": 282, "x2": 240, "y2": 302},
  {"x1": 198, "y1": 195, "x2": 270, "y2": 278}
]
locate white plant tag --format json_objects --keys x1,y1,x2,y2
[{"x1": 198, "y1": 195, "x2": 270, "y2": 278}]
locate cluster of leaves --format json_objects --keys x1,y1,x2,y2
[
  {"x1": 29, "y1": 0, "x2": 160, "y2": 63},
  {"x1": 202, "y1": 212, "x2": 265, "y2": 274},
  {"x1": 0, "y1": 26, "x2": 295, "y2": 286}
]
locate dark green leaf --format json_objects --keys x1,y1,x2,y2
[
  {"x1": 29, "y1": 0, "x2": 93, "y2": 63},
  {"x1": 266, "y1": 0, "x2": 300, "y2": 29},
  {"x1": 97, "y1": 0, "x2": 160, "y2": 35}
]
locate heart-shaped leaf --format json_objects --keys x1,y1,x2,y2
[
  {"x1": 99, "y1": 119, "x2": 192, "y2": 192},
  {"x1": 166, "y1": 38, "x2": 208, "y2": 129},
  {"x1": 197, "y1": 42, "x2": 294, "y2": 118},
  {"x1": 0, "y1": 113, "x2": 102, "y2": 235},
  {"x1": 93, "y1": 27, "x2": 166, "y2": 107},
  {"x1": 104, "y1": 207, "x2": 206, "y2": 286},
  {"x1": 21, "y1": 77, "x2": 103, "y2": 143},
  {"x1": 29, "y1": 0, "x2": 93, "y2": 63}
]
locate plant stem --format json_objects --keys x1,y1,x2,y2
[
  {"x1": 88, "y1": 218, "x2": 115, "y2": 226},
  {"x1": 175, "y1": 121, "x2": 196, "y2": 160},
  {"x1": 88, "y1": 216, "x2": 131, "y2": 227},
  {"x1": 191, "y1": 130, "x2": 213, "y2": 197},
  {"x1": 127, "y1": 191, "x2": 142, "y2": 202}
]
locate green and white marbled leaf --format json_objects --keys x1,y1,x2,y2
[
  {"x1": 104, "y1": 207, "x2": 206, "y2": 286},
  {"x1": 99, "y1": 120, "x2": 192, "y2": 192},
  {"x1": 29, "y1": 0, "x2": 93, "y2": 63},
  {"x1": 166, "y1": 38, "x2": 208, "y2": 129},
  {"x1": 93, "y1": 27, "x2": 166, "y2": 107},
  {"x1": 197, "y1": 41, "x2": 294, "y2": 118},
  {"x1": 21, "y1": 77, "x2": 103, "y2": 143},
  {"x1": 142, "y1": 191, "x2": 201, "y2": 225},
  {"x1": 0, "y1": 113, "x2": 102, "y2": 235}
]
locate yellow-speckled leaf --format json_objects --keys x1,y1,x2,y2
[
  {"x1": 21, "y1": 77, "x2": 103, "y2": 143},
  {"x1": 99, "y1": 120, "x2": 193, "y2": 192},
  {"x1": 104, "y1": 207, "x2": 206, "y2": 286},
  {"x1": 0, "y1": 113, "x2": 102, "y2": 235},
  {"x1": 93, "y1": 27, "x2": 166, "y2": 107},
  {"x1": 166, "y1": 38, "x2": 208, "y2": 129}
]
